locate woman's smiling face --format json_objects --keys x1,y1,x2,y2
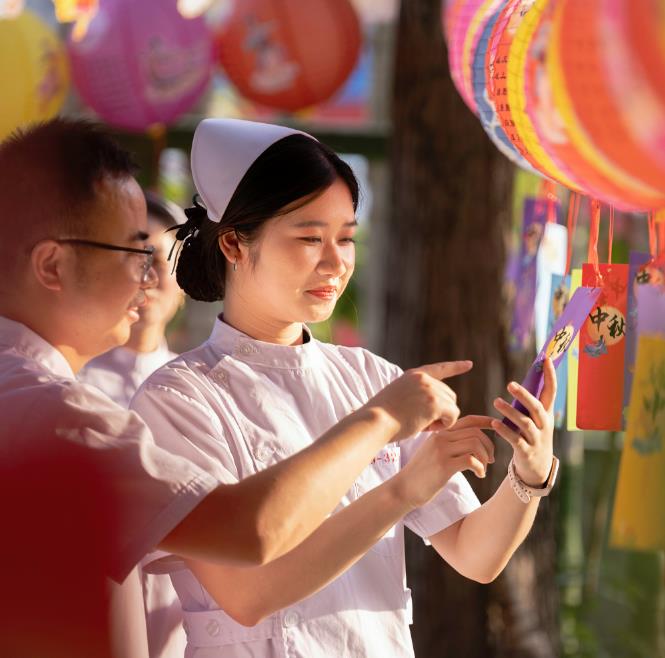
[{"x1": 227, "y1": 177, "x2": 357, "y2": 328}]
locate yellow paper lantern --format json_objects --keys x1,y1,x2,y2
[
  {"x1": 505, "y1": 0, "x2": 580, "y2": 190},
  {"x1": 0, "y1": 11, "x2": 70, "y2": 140}
]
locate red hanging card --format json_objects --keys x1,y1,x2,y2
[{"x1": 577, "y1": 262, "x2": 630, "y2": 430}]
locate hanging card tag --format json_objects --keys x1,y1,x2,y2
[
  {"x1": 623, "y1": 252, "x2": 653, "y2": 416},
  {"x1": 535, "y1": 219, "x2": 568, "y2": 351},
  {"x1": 547, "y1": 273, "x2": 571, "y2": 428},
  {"x1": 636, "y1": 283, "x2": 665, "y2": 336},
  {"x1": 577, "y1": 263, "x2": 630, "y2": 431},
  {"x1": 503, "y1": 285, "x2": 601, "y2": 430},
  {"x1": 510, "y1": 198, "x2": 548, "y2": 352},
  {"x1": 609, "y1": 335, "x2": 665, "y2": 551},
  {"x1": 567, "y1": 269, "x2": 582, "y2": 431}
]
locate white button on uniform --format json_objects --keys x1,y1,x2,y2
[
  {"x1": 206, "y1": 619, "x2": 221, "y2": 637},
  {"x1": 283, "y1": 610, "x2": 300, "y2": 628}
]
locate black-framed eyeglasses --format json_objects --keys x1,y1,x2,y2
[{"x1": 56, "y1": 238, "x2": 155, "y2": 283}]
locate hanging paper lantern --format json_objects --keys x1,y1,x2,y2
[
  {"x1": 486, "y1": 0, "x2": 577, "y2": 187},
  {"x1": 510, "y1": 0, "x2": 624, "y2": 205},
  {"x1": 215, "y1": 0, "x2": 361, "y2": 112},
  {"x1": 471, "y1": 0, "x2": 540, "y2": 172},
  {"x1": 504, "y1": 0, "x2": 582, "y2": 189},
  {"x1": 0, "y1": 10, "x2": 70, "y2": 140},
  {"x1": 442, "y1": 0, "x2": 484, "y2": 114},
  {"x1": 547, "y1": 0, "x2": 665, "y2": 210},
  {"x1": 68, "y1": 0, "x2": 213, "y2": 133}
]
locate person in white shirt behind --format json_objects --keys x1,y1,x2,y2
[{"x1": 79, "y1": 192, "x2": 189, "y2": 658}]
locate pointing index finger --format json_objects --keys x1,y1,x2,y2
[
  {"x1": 416, "y1": 360, "x2": 473, "y2": 381},
  {"x1": 450, "y1": 414, "x2": 495, "y2": 430}
]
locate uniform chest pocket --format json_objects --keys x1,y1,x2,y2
[{"x1": 354, "y1": 445, "x2": 403, "y2": 558}]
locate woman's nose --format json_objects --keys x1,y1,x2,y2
[
  {"x1": 141, "y1": 265, "x2": 159, "y2": 289},
  {"x1": 317, "y1": 246, "x2": 347, "y2": 276}
]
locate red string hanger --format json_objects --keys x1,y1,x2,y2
[{"x1": 565, "y1": 191, "x2": 581, "y2": 276}]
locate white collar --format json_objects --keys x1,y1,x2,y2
[
  {"x1": 0, "y1": 316, "x2": 75, "y2": 379},
  {"x1": 207, "y1": 317, "x2": 319, "y2": 370}
]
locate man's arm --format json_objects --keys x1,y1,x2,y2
[{"x1": 159, "y1": 361, "x2": 472, "y2": 567}]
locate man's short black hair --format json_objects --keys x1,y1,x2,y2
[{"x1": 0, "y1": 117, "x2": 138, "y2": 272}]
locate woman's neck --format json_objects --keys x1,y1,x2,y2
[
  {"x1": 222, "y1": 298, "x2": 304, "y2": 346},
  {"x1": 123, "y1": 323, "x2": 165, "y2": 354}
]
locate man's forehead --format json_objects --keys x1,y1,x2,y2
[{"x1": 93, "y1": 176, "x2": 148, "y2": 239}]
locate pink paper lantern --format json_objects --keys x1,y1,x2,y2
[
  {"x1": 215, "y1": 0, "x2": 362, "y2": 112},
  {"x1": 68, "y1": 0, "x2": 213, "y2": 132}
]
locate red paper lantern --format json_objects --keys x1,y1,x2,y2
[
  {"x1": 552, "y1": 0, "x2": 665, "y2": 208},
  {"x1": 215, "y1": 0, "x2": 362, "y2": 111}
]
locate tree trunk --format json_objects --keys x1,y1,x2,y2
[{"x1": 381, "y1": 1, "x2": 559, "y2": 655}]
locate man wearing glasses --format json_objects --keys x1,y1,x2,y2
[{"x1": 0, "y1": 118, "x2": 466, "y2": 657}]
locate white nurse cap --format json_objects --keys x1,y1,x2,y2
[{"x1": 191, "y1": 118, "x2": 314, "y2": 223}]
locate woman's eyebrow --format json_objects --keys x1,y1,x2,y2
[{"x1": 292, "y1": 220, "x2": 358, "y2": 228}]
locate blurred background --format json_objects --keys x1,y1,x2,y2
[{"x1": 1, "y1": 1, "x2": 663, "y2": 656}]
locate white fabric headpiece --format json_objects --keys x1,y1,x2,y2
[{"x1": 191, "y1": 118, "x2": 314, "y2": 223}]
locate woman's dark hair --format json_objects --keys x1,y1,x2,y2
[{"x1": 174, "y1": 134, "x2": 359, "y2": 302}]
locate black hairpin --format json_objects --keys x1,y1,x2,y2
[{"x1": 167, "y1": 194, "x2": 208, "y2": 273}]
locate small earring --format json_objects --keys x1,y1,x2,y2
[{"x1": 233, "y1": 260, "x2": 237, "y2": 272}]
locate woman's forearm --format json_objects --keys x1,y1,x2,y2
[
  {"x1": 430, "y1": 476, "x2": 539, "y2": 584},
  {"x1": 186, "y1": 478, "x2": 413, "y2": 626}
]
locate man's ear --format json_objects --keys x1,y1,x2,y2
[{"x1": 30, "y1": 241, "x2": 66, "y2": 292}]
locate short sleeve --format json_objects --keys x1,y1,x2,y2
[
  {"x1": 130, "y1": 368, "x2": 239, "y2": 486},
  {"x1": 54, "y1": 383, "x2": 220, "y2": 583}
]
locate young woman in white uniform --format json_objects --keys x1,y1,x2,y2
[{"x1": 131, "y1": 119, "x2": 559, "y2": 658}]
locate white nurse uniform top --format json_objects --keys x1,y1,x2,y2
[
  {"x1": 80, "y1": 342, "x2": 187, "y2": 658},
  {"x1": 132, "y1": 318, "x2": 480, "y2": 658},
  {"x1": 80, "y1": 341, "x2": 177, "y2": 408}
]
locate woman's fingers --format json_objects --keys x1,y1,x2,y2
[
  {"x1": 449, "y1": 415, "x2": 495, "y2": 431},
  {"x1": 539, "y1": 357, "x2": 557, "y2": 413},
  {"x1": 450, "y1": 436, "x2": 493, "y2": 472},
  {"x1": 506, "y1": 381, "x2": 547, "y2": 429},
  {"x1": 448, "y1": 429, "x2": 495, "y2": 463},
  {"x1": 492, "y1": 397, "x2": 537, "y2": 441},
  {"x1": 413, "y1": 360, "x2": 473, "y2": 381},
  {"x1": 491, "y1": 418, "x2": 530, "y2": 451},
  {"x1": 453, "y1": 453, "x2": 487, "y2": 479}
]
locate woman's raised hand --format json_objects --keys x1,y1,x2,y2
[
  {"x1": 364, "y1": 361, "x2": 473, "y2": 443},
  {"x1": 491, "y1": 357, "x2": 557, "y2": 486}
]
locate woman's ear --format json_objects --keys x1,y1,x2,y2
[
  {"x1": 218, "y1": 230, "x2": 243, "y2": 267},
  {"x1": 30, "y1": 240, "x2": 66, "y2": 292}
]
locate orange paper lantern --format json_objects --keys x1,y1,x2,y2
[{"x1": 216, "y1": 0, "x2": 361, "y2": 112}]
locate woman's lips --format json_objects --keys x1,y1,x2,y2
[{"x1": 306, "y1": 287, "x2": 337, "y2": 300}]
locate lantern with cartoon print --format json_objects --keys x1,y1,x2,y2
[
  {"x1": 215, "y1": 0, "x2": 362, "y2": 111},
  {"x1": 0, "y1": 10, "x2": 70, "y2": 140},
  {"x1": 68, "y1": 0, "x2": 214, "y2": 132}
]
